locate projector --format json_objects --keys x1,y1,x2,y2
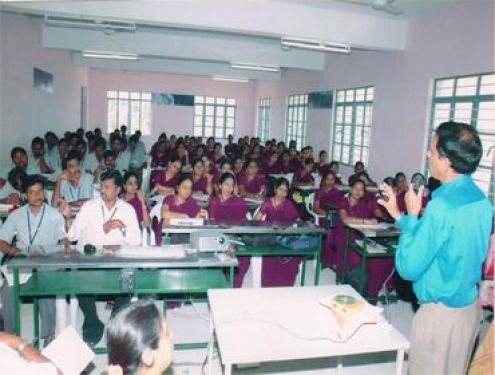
[{"x1": 190, "y1": 231, "x2": 230, "y2": 252}]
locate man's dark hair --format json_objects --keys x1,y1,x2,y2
[
  {"x1": 103, "y1": 150, "x2": 116, "y2": 160},
  {"x1": 58, "y1": 138, "x2": 70, "y2": 148},
  {"x1": 10, "y1": 147, "x2": 27, "y2": 160},
  {"x1": 395, "y1": 172, "x2": 406, "y2": 180},
  {"x1": 75, "y1": 139, "x2": 87, "y2": 148},
  {"x1": 435, "y1": 121, "x2": 482, "y2": 174},
  {"x1": 107, "y1": 300, "x2": 162, "y2": 375},
  {"x1": 100, "y1": 169, "x2": 123, "y2": 189},
  {"x1": 7, "y1": 167, "x2": 27, "y2": 192},
  {"x1": 62, "y1": 150, "x2": 81, "y2": 170},
  {"x1": 31, "y1": 137, "x2": 44, "y2": 147},
  {"x1": 24, "y1": 174, "x2": 46, "y2": 193},
  {"x1": 94, "y1": 137, "x2": 107, "y2": 150}
]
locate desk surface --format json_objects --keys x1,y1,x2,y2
[
  {"x1": 163, "y1": 220, "x2": 326, "y2": 235},
  {"x1": 345, "y1": 223, "x2": 401, "y2": 238},
  {"x1": 208, "y1": 285, "x2": 409, "y2": 366},
  {"x1": 7, "y1": 245, "x2": 237, "y2": 270}
]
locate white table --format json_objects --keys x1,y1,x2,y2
[{"x1": 208, "y1": 285, "x2": 409, "y2": 375}]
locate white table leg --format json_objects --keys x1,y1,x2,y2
[
  {"x1": 208, "y1": 312, "x2": 214, "y2": 375},
  {"x1": 224, "y1": 364, "x2": 232, "y2": 375},
  {"x1": 69, "y1": 295, "x2": 78, "y2": 327},
  {"x1": 336, "y1": 356, "x2": 343, "y2": 375},
  {"x1": 396, "y1": 349, "x2": 405, "y2": 375},
  {"x1": 251, "y1": 256, "x2": 262, "y2": 288},
  {"x1": 55, "y1": 297, "x2": 66, "y2": 334}
]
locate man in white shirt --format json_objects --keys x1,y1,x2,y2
[{"x1": 60, "y1": 169, "x2": 140, "y2": 345}]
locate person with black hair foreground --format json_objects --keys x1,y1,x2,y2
[
  {"x1": 106, "y1": 300, "x2": 173, "y2": 375},
  {"x1": 378, "y1": 121, "x2": 493, "y2": 374},
  {"x1": 0, "y1": 175, "x2": 68, "y2": 344},
  {"x1": 60, "y1": 169, "x2": 141, "y2": 346},
  {"x1": 0, "y1": 167, "x2": 28, "y2": 205}
]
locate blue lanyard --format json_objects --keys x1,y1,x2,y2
[{"x1": 27, "y1": 205, "x2": 46, "y2": 245}]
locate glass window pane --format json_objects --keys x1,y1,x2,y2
[
  {"x1": 130, "y1": 92, "x2": 140, "y2": 100},
  {"x1": 205, "y1": 97, "x2": 215, "y2": 104},
  {"x1": 194, "y1": 105, "x2": 204, "y2": 115},
  {"x1": 366, "y1": 87, "x2": 374, "y2": 101},
  {"x1": 205, "y1": 117, "x2": 214, "y2": 127},
  {"x1": 336, "y1": 107, "x2": 344, "y2": 123},
  {"x1": 194, "y1": 116, "x2": 203, "y2": 126},
  {"x1": 216, "y1": 97, "x2": 226, "y2": 105},
  {"x1": 479, "y1": 134, "x2": 495, "y2": 168},
  {"x1": 477, "y1": 102, "x2": 495, "y2": 132},
  {"x1": 345, "y1": 107, "x2": 353, "y2": 124},
  {"x1": 204, "y1": 127, "x2": 213, "y2": 137},
  {"x1": 140, "y1": 102, "x2": 151, "y2": 135},
  {"x1": 226, "y1": 108, "x2": 235, "y2": 117},
  {"x1": 226, "y1": 98, "x2": 236, "y2": 105},
  {"x1": 130, "y1": 101, "x2": 140, "y2": 132},
  {"x1": 216, "y1": 106, "x2": 225, "y2": 117},
  {"x1": 193, "y1": 127, "x2": 202, "y2": 136},
  {"x1": 107, "y1": 91, "x2": 117, "y2": 99},
  {"x1": 453, "y1": 102, "x2": 473, "y2": 124},
  {"x1": 205, "y1": 106, "x2": 215, "y2": 116},
  {"x1": 343, "y1": 127, "x2": 351, "y2": 143},
  {"x1": 336, "y1": 91, "x2": 345, "y2": 103},
  {"x1": 107, "y1": 99, "x2": 117, "y2": 132},
  {"x1": 355, "y1": 88, "x2": 365, "y2": 102},
  {"x1": 352, "y1": 149, "x2": 361, "y2": 164},
  {"x1": 345, "y1": 90, "x2": 354, "y2": 102},
  {"x1": 480, "y1": 74, "x2": 495, "y2": 95},
  {"x1": 226, "y1": 118, "x2": 235, "y2": 128},
  {"x1": 333, "y1": 145, "x2": 341, "y2": 159},
  {"x1": 342, "y1": 146, "x2": 350, "y2": 163},
  {"x1": 455, "y1": 76, "x2": 478, "y2": 96},
  {"x1": 195, "y1": 96, "x2": 204, "y2": 104},
  {"x1": 118, "y1": 100, "x2": 129, "y2": 128},
  {"x1": 118, "y1": 91, "x2": 129, "y2": 99},
  {"x1": 435, "y1": 79, "x2": 454, "y2": 97},
  {"x1": 215, "y1": 128, "x2": 224, "y2": 138},
  {"x1": 141, "y1": 93, "x2": 151, "y2": 101}
]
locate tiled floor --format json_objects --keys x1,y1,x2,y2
[{"x1": 17, "y1": 266, "x2": 491, "y2": 375}]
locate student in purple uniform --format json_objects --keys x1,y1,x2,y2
[
  {"x1": 262, "y1": 151, "x2": 280, "y2": 175},
  {"x1": 212, "y1": 142, "x2": 226, "y2": 168},
  {"x1": 191, "y1": 158, "x2": 212, "y2": 196},
  {"x1": 201, "y1": 154, "x2": 218, "y2": 180},
  {"x1": 151, "y1": 140, "x2": 170, "y2": 168},
  {"x1": 254, "y1": 177, "x2": 302, "y2": 287},
  {"x1": 232, "y1": 156, "x2": 244, "y2": 178},
  {"x1": 161, "y1": 175, "x2": 207, "y2": 224},
  {"x1": 336, "y1": 179, "x2": 394, "y2": 300},
  {"x1": 238, "y1": 159, "x2": 267, "y2": 200},
  {"x1": 151, "y1": 154, "x2": 182, "y2": 197},
  {"x1": 348, "y1": 161, "x2": 377, "y2": 187},
  {"x1": 292, "y1": 158, "x2": 315, "y2": 187},
  {"x1": 328, "y1": 161, "x2": 343, "y2": 185},
  {"x1": 313, "y1": 150, "x2": 329, "y2": 175},
  {"x1": 288, "y1": 147, "x2": 302, "y2": 172},
  {"x1": 276, "y1": 151, "x2": 294, "y2": 174},
  {"x1": 314, "y1": 171, "x2": 345, "y2": 268},
  {"x1": 212, "y1": 159, "x2": 237, "y2": 195},
  {"x1": 224, "y1": 134, "x2": 238, "y2": 158},
  {"x1": 122, "y1": 171, "x2": 151, "y2": 226},
  {"x1": 208, "y1": 173, "x2": 249, "y2": 287}
]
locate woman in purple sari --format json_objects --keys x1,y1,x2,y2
[
  {"x1": 161, "y1": 175, "x2": 207, "y2": 223},
  {"x1": 122, "y1": 171, "x2": 151, "y2": 226},
  {"x1": 255, "y1": 177, "x2": 302, "y2": 287},
  {"x1": 314, "y1": 171, "x2": 345, "y2": 268},
  {"x1": 238, "y1": 159, "x2": 267, "y2": 200},
  {"x1": 212, "y1": 159, "x2": 237, "y2": 195},
  {"x1": 336, "y1": 179, "x2": 394, "y2": 300},
  {"x1": 151, "y1": 154, "x2": 182, "y2": 197},
  {"x1": 292, "y1": 158, "x2": 315, "y2": 188},
  {"x1": 191, "y1": 158, "x2": 212, "y2": 196},
  {"x1": 208, "y1": 173, "x2": 249, "y2": 287}
]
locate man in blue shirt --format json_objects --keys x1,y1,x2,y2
[{"x1": 379, "y1": 121, "x2": 492, "y2": 374}]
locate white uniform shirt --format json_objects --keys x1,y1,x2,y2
[
  {"x1": 0, "y1": 343, "x2": 58, "y2": 375},
  {"x1": 115, "y1": 151, "x2": 131, "y2": 174},
  {"x1": 67, "y1": 197, "x2": 140, "y2": 248},
  {"x1": 59, "y1": 173, "x2": 94, "y2": 203},
  {"x1": 82, "y1": 152, "x2": 103, "y2": 174}
]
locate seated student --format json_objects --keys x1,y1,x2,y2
[
  {"x1": 254, "y1": 177, "x2": 302, "y2": 287},
  {"x1": 122, "y1": 171, "x2": 151, "y2": 227},
  {"x1": 29, "y1": 137, "x2": 52, "y2": 175},
  {"x1": 106, "y1": 300, "x2": 173, "y2": 375},
  {"x1": 0, "y1": 175, "x2": 68, "y2": 344},
  {"x1": 0, "y1": 167, "x2": 27, "y2": 206},
  {"x1": 0, "y1": 331, "x2": 62, "y2": 374},
  {"x1": 191, "y1": 158, "x2": 213, "y2": 196},
  {"x1": 237, "y1": 159, "x2": 267, "y2": 200},
  {"x1": 328, "y1": 161, "x2": 343, "y2": 185},
  {"x1": 61, "y1": 170, "x2": 141, "y2": 346},
  {"x1": 127, "y1": 135, "x2": 147, "y2": 172},
  {"x1": 150, "y1": 140, "x2": 170, "y2": 168},
  {"x1": 84, "y1": 137, "x2": 106, "y2": 176},
  {"x1": 335, "y1": 179, "x2": 394, "y2": 300},
  {"x1": 261, "y1": 151, "x2": 280, "y2": 175},
  {"x1": 46, "y1": 138, "x2": 69, "y2": 177},
  {"x1": 276, "y1": 151, "x2": 297, "y2": 174},
  {"x1": 0, "y1": 147, "x2": 38, "y2": 183},
  {"x1": 111, "y1": 137, "x2": 131, "y2": 174},
  {"x1": 224, "y1": 134, "x2": 238, "y2": 158},
  {"x1": 292, "y1": 158, "x2": 315, "y2": 188},
  {"x1": 288, "y1": 147, "x2": 303, "y2": 172},
  {"x1": 151, "y1": 155, "x2": 182, "y2": 197},
  {"x1": 51, "y1": 151, "x2": 93, "y2": 208},
  {"x1": 175, "y1": 140, "x2": 190, "y2": 167},
  {"x1": 160, "y1": 175, "x2": 207, "y2": 225},
  {"x1": 44, "y1": 131, "x2": 59, "y2": 161},
  {"x1": 313, "y1": 150, "x2": 329, "y2": 175},
  {"x1": 212, "y1": 142, "x2": 226, "y2": 167},
  {"x1": 201, "y1": 154, "x2": 218, "y2": 179},
  {"x1": 348, "y1": 161, "x2": 377, "y2": 187},
  {"x1": 395, "y1": 172, "x2": 407, "y2": 195},
  {"x1": 208, "y1": 173, "x2": 249, "y2": 287},
  {"x1": 232, "y1": 156, "x2": 244, "y2": 177},
  {"x1": 212, "y1": 159, "x2": 236, "y2": 195},
  {"x1": 75, "y1": 139, "x2": 89, "y2": 172}
]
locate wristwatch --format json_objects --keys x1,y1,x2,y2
[
  {"x1": 16, "y1": 340, "x2": 28, "y2": 354},
  {"x1": 120, "y1": 225, "x2": 127, "y2": 235}
]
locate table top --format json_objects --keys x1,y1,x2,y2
[
  {"x1": 6, "y1": 245, "x2": 237, "y2": 271},
  {"x1": 208, "y1": 285, "x2": 409, "y2": 366},
  {"x1": 345, "y1": 222, "x2": 401, "y2": 238},
  {"x1": 163, "y1": 220, "x2": 326, "y2": 235}
]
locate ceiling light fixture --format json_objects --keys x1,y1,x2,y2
[
  {"x1": 81, "y1": 51, "x2": 140, "y2": 60},
  {"x1": 45, "y1": 15, "x2": 136, "y2": 32},
  {"x1": 212, "y1": 76, "x2": 249, "y2": 83},
  {"x1": 281, "y1": 37, "x2": 351, "y2": 54},
  {"x1": 230, "y1": 62, "x2": 280, "y2": 72}
]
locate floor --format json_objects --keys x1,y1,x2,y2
[{"x1": 17, "y1": 265, "x2": 491, "y2": 375}]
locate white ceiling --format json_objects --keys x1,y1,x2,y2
[{"x1": 1, "y1": 0, "x2": 469, "y2": 80}]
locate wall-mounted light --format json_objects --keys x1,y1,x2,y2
[
  {"x1": 212, "y1": 76, "x2": 249, "y2": 83},
  {"x1": 230, "y1": 62, "x2": 280, "y2": 72},
  {"x1": 81, "y1": 51, "x2": 140, "y2": 60},
  {"x1": 281, "y1": 37, "x2": 351, "y2": 54}
]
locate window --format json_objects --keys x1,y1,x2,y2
[
  {"x1": 428, "y1": 73, "x2": 495, "y2": 203},
  {"x1": 194, "y1": 96, "x2": 236, "y2": 139},
  {"x1": 332, "y1": 86, "x2": 374, "y2": 166},
  {"x1": 286, "y1": 94, "x2": 308, "y2": 150},
  {"x1": 257, "y1": 98, "x2": 271, "y2": 142},
  {"x1": 107, "y1": 91, "x2": 151, "y2": 135}
]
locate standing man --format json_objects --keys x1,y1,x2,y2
[
  {"x1": 379, "y1": 121, "x2": 492, "y2": 374},
  {"x1": 60, "y1": 169, "x2": 140, "y2": 346},
  {"x1": 0, "y1": 175, "x2": 68, "y2": 344}
]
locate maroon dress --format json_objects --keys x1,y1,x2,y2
[
  {"x1": 208, "y1": 195, "x2": 249, "y2": 287},
  {"x1": 192, "y1": 175, "x2": 208, "y2": 194},
  {"x1": 237, "y1": 173, "x2": 267, "y2": 194},
  {"x1": 335, "y1": 196, "x2": 395, "y2": 300},
  {"x1": 293, "y1": 170, "x2": 314, "y2": 186},
  {"x1": 152, "y1": 169, "x2": 180, "y2": 191},
  {"x1": 126, "y1": 196, "x2": 147, "y2": 224},
  {"x1": 259, "y1": 198, "x2": 302, "y2": 287}
]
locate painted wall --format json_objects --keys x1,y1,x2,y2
[
  {"x1": 87, "y1": 69, "x2": 257, "y2": 148},
  {"x1": 255, "y1": 1, "x2": 494, "y2": 182},
  {"x1": 0, "y1": 12, "x2": 88, "y2": 171}
]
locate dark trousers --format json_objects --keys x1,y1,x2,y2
[{"x1": 78, "y1": 295, "x2": 130, "y2": 333}]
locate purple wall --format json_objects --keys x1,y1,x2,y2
[{"x1": 0, "y1": 12, "x2": 88, "y2": 170}]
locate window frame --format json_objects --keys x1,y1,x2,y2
[
  {"x1": 257, "y1": 98, "x2": 271, "y2": 142},
  {"x1": 193, "y1": 96, "x2": 236, "y2": 139},
  {"x1": 286, "y1": 94, "x2": 308, "y2": 150},
  {"x1": 107, "y1": 91, "x2": 152, "y2": 135}
]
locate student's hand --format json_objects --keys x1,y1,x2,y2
[
  {"x1": 198, "y1": 209, "x2": 208, "y2": 218},
  {"x1": 2, "y1": 246, "x2": 21, "y2": 256},
  {"x1": 377, "y1": 183, "x2": 401, "y2": 220},
  {"x1": 107, "y1": 364, "x2": 123, "y2": 375},
  {"x1": 6, "y1": 193, "x2": 22, "y2": 206},
  {"x1": 103, "y1": 219, "x2": 125, "y2": 233},
  {"x1": 136, "y1": 190, "x2": 145, "y2": 203},
  {"x1": 56, "y1": 171, "x2": 69, "y2": 182},
  {"x1": 404, "y1": 183, "x2": 424, "y2": 217},
  {"x1": 366, "y1": 218, "x2": 378, "y2": 225},
  {"x1": 58, "y1": 201, "x2": 71, "y2": 218}
]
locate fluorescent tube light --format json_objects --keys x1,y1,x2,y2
[
  {"x1": 81, "y1": 51, "x2": 140, "y2": 60},
  {"x1": 230, "y1": 62, "x2": 280, "y2": 72},
  {"x1": 212, "y1": 76, "x2": 249, "y2": 83},
  {"x1": 45, "y1": 15, "x2": 136, "y2": 32},
  {"x1": 281, "y1": 37, "x2": 351, "y2": 54}
]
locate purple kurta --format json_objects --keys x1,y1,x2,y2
[
  {"x1": 261, "y1": 162, "x2": 280, "y2": 175},
  {"x1": 259, "y1": 198, "x2": 302, "y2": 288},
  {"x1": 126, "y1": 196, "x2": 146, "y2": 224},
  {"x1": 152, "y1": 169, "x2": 180, "y2": 190},
  {"x1": 335, "y1": 196, "x2": 394, "y2": 299},
  {"x1": 208, "y1": 194, "x2": 249, "y2": 288},
  {"x1": 163, "y1": 195, "x2": 200, "y2": 218},
  {"x1": 192, "y1": 175, "x2": 208, "y2": 194},
  {"x1": 238, "y1": 173, "x2": 267, "y2": 194},
  {"x1": 293, "y1": 170, "x2": 314, "y2": 186}
]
